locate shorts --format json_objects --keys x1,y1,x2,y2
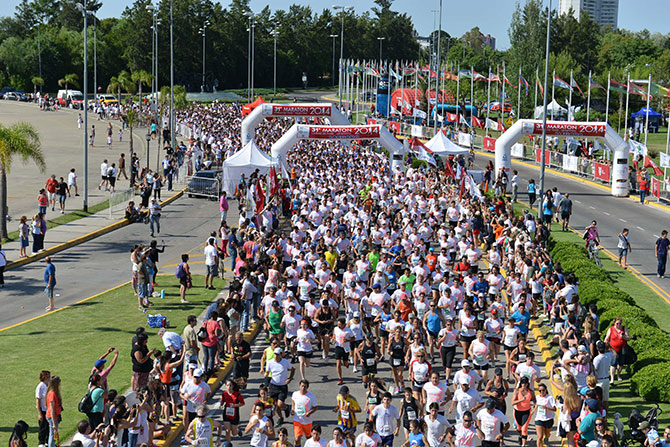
[
  {"x1": 486, "y1": 337, "x2": 501, "y2": 344},
  {"x1": 362, "y1": 363, "x2": 378, "y2": 376},
  {"x1": 179, "y1": 277, "x2": 188, "y2": 287},
  {"x1": 294, "y1": 421, "x2": 312, "y2": 439},
  {"x1": 206, "y1": 264, "x2": 218, "y2": 277},
  {"x1": 338, "y1": 424, "x2": 356, "y2": 435},
  {"x1": 44, "y1": 286, "x2": 55, "y2": 299},
  {"x1": 223, "y1": 411, "x2": 240, "y2": 425},
  {"x1": 297, "y1": 350, "x2": 313, "y2": 359},
  {"x1": 460, "y1": 334, "x2": 475, "y2": 343},
  {"x1": 47, "y1": 192, "x2": 55, "y2": 201},
  {"x1": 350, "y1": 340, "x2": 362, "y2": 353},
  {"x1": 233, "y1": 360, "x2": 249, "y2": 379},
  {"x1": 334, "y1": 346, "x2": 350, "y2": 362},
  {"x1": 597, "y1": 378, "x2": 610, "y2": 401},
  {"x1": 504, "y1": 344, "x2": 516, "y2": 351},
  {"x1": 618, "y1": 247, "x2": 628, "y2": 258},
  {"x1": 561, "y1": 211, "x2": 570, "y2": 220},
  {"x1": 380, "y1": 435, "x2": 394, "y2": 446},
  {"x1": 428, "y1": 330, "x2": 439, "y2": 339},
  {"x1": 101, "y1": 175, "x2": 108, "y2": 181},
  {"x1": 473, "y1": 362, "x2": 489, "y2": 371},
  {"x1": 318, "y1": 324, "x2": 333, "y2": 336},
  {"x1": 440, "y1": 345, "x2": 456, "y2": 368},
  {"x1": 390, "y1": 356, "x2": 404, "y2": 369},
  {"x1": 535, "y1": 419, "x2": 554, "y2": 429},
  {"x1": 269, "y1": 383, "x2": 288, "y2": 402},
  {"x1": 20, "y1": 236, "x2": 29, "y2": 247},
  {"x1": 380, "y1": 330, "x2": 389, "y2": 339},
  {"x1": 412, "y1": 380, "x2": 428, "y2": 393},
  {"x1": 58, "y1": 194, "x2": 66, "y2": 204}
]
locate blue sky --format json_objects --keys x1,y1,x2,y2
[{"x1": 6, "y1": 0, "x2": 667, "y2": 49}]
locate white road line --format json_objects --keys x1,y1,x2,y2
[
  {"x1": 619, "y1": 218, "x2": 627, "y2": 222},
  {"x1": 575, "y1": 200, "x2": 582, "y2": 204},
  {"x1": 603, "y1": 212, "x2": 611, "y2": 216},
  {"x1": 655, "y1": 234, "x2": 660, "y2": 238},
  {"x1": 589, "y1": 206, "x2": 596, "y2": 209},
  {"x1": 637, "y1": 226, "x2": 645, "y2": 231}
]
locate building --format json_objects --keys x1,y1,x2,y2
[
  {"x1": 481, "y1": 33, "x2": 496, "y2": 51},
  {"x1": 558, "y1": 0, "x2": 619, "y2": 28}
]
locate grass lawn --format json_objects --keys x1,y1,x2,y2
[
  {"x1": 0, "y1": 274, "x2": 219, "y2": 445},
  {"x1": 511, "y1": 201, "x2": 670, "y2": 425}
]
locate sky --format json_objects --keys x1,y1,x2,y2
[{"x1": 5, "y1": 0, "x2": 668, "y2": 49}]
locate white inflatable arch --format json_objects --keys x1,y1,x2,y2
[
  {"x1": 241, "y1": 103, "x2": 349, "y2": 146},
  {"x1": 271, "y1": 124, "x2": 408, "y2": 172},
  {"x1": 495, "y1": 120, "x2": 630, "y2": 197}
]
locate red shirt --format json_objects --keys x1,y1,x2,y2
[
  {"x1": 45, "y1": 178, "x2": 58, "y2": 194},
  {"x1": 221, "y1": 391, "x2": 245, "y2": 420},
  {"x1": 45, "y1": 390, "x2": 61, "y2": 419},
  {"x1": 201, "y1": 319, "x2": 219, "y2": 348}
]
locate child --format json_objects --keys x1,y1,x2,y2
[
  {"x1": 273, "y1": 427, "x2": 293, "y2": 447},
  {"x1": 119, "y1": 127, "x2": 123, "y2": 142},
  {"x1": 221, "y1": 379, "x2": 244, "y2": 442},
  {"x1": 404, "y1": 419, "x2": 425, "y2": 447}
]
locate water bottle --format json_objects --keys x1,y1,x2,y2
[{"x1": 160, "y1": 289, "x2": 165, "y2": 299}]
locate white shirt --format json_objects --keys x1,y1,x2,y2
[
  {"x1": 535, "y1": 394, "x2": 556, "y2": 422},
  {"x1": 181, "y1": 381, "x2": 211, "y2": 412},
  {"x1": 35, "y1": 381, "x2": 48, "y2": 411},
  {"x1": 453, "y1": 388, "x2": 482, "y2": 422},
  {"x1": 161, "y1": 331, "x2": 184, "y2": 352},
  {"x1": 73, "y1": 433, "x2": 95, "y2": 447},
  {"x1": 204, "y1": 245, "x2": 218, "y2": 266},
  {"x1": 304, "y1": 438, "x2": 328, "y2": 447},
  {"x1": 370, "y1": 404, "x2": 400, "y2": 436},
  {"x1": 292, "y1": 390, "x2": 317, "y2": 425},
  {"x1": 476, "y1": 408, "x2": 509, "y2": 441},
  {"x1": 267, "y1": 358, "x2": 291, "y2": 385},
  {"x1": 424, "y1": 414, "x2": 451, "y2": 447},
  {"x1": 454, "y1": 423, "x2": 477, "y2": 447}
]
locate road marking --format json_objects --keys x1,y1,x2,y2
[
  {"x1": 575, "y1": 200, "x2": 582, "y2": 204},
  {"x1": 603, "y1": 212, "x2": 611, "y2": 216},
  {"x1": 637, "y1": 226, "x2": 645, "y2": 231},
  {"x1": 589, "y1": 206, "x2": 596, "y2": 209},
  {"x1": 619, "y1": 218, "x2": 626, "y2": 222},
  {"x1": 655, "y1": 234, "x2": 660, "y2": 238}
]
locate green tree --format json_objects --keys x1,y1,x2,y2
[
  {"x1": 0, "y1": 122, "x2": 45, "y2": 239},
  {"x1": 31, "y1": 76, "x2": 44, "y2": 93},
  {"x1": 132, "y1": 69, "x2": 152, "y2": 105},
  {"x1": 107, "y1": 75, "x2": 122, "y2": 103},
  {"x1": 117, "y1": 70, "x2": 135, "y2": 99},
  {"x1": 125, "y1": 108, "x2": 137, "y2": 184},
  {"x1": 58, "y1": 73, "x2": 79, "y2": 90},
  {"x1": 508, "y1": 0, "x2": 547, "y2": 79}
]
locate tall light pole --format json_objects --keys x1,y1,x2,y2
[
  {"x1": 271, "y1": 24, "x2": 279, "y2": 96},
  {"x1": 251, "y1": 21, "x2": 255, "y2": 99},
  {"x1": 244, "y1": 12, "x2": 254, "y2": 102},
  {"x1": 333, "y1": 5, "x2": 353, "y2": 109},
  {"x1": 377, "y1": 37, "x2": 385, "y2": 63},
  {"x1": 538, "y1": 0, "x2": 553, "y2": 216},
  {"x1": 434, "y1": 0, "x2": 442, "y2": 132},
  {"x1": 147, "y1": 4, "x2": 160, "y2": 117},
  {"x1": 93, "y1": 13, "x2": 97, "y2": 98},
  {"x1": 330, "y1": 34, "x2": 338, "y2": 88},
  {"x1": 169, "y1": 0, "x2": 175, "y2": 151},
  {"x1": 76, "y1": 0, "x2": 90, "y2": 212},
  {"x1": 198, "y1": 20, "x2": 210, "y2": 93}
]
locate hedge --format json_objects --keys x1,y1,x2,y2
[
  {"x1": 631, "y1": 363, "x2": 670, "y2": 402},
  {"x1": 630, "y1": 347, "x2": 670, "y2": 375},
  {"x1": 578, "y1": 281, "x2": 636, "y2": 308},
  {"x1": 599, "y1": 305, "x2": 659, "y2": 333}
]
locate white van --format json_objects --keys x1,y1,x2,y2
[{"x1": 56, "y1": 89, "x2": 84, "y2": 108}]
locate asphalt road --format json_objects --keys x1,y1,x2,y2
[
  {"x1": 0, "y1": 196, "x2": 223, "y2": 329},
  {"x1": 473, "y1": 151, "x2": 670, "y2": 299}
]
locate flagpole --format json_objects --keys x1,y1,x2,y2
[
  {"x1": 568, "y1": 69, "x2": 573, "y2": 121},
  {"x1": 586, "y1": 70, "x2": 591, "y2": 122},
  {"x1": 470, "y1": 66, "x2": 474, "y2": 124},
  {"x1": 534, "y1": 68, "x2": 538, "y2": 118},
  {"x1": 487, "y1": 66, "x2": 491, "y2": 125},
  {"x1": 399, "y1": 61, "x2": 405, "y2": 123},
  {"x1": 624, "y1": 72, "x2": 630, "y2": 141},
  {"x1": 665, "y1": 110, "x2": 669, "y2": 182},
  {"x1": 456, "y1": 63, "x2": 460, "y2": 121},
  {"x1": 502, "y1": 62, "x2": 506, "y2": 128},
  {"x1": 517, "y1": 67, "x2": 522, "y2": 121},
  {"x1": 605, "y1": 71, "x2": 611, "y2": 125},
  {"x1": 644, "y1": 73, "x2": 651, "y2": 146},
  {"x1": 551, "y1": 69, "x2": 555, "y2": 121},
  {"x1": 413, "y1": 61, "x2": 418, "y2": 126}
]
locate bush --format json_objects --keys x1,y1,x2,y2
[
  {"x1": 629, "y1": 345, "x2": 670, "y2": 375},
  {"x1": 631, "y1": 362, "x2": 670, "y2": 402},
  {"x1": 599, "y1": 305, "x2": 659, "y2": 333},
  {"x1": 596, "y1": 298, "x2": 635, "y2": 314},
  {"x1": 578, "y1": 281, "x2": 636, "y2": 308},
  {"x1": 628, "y1": 327, "x2": 670, "y2": 354}
]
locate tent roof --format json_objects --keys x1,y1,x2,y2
[
  {"x1": 242, "y1": 96, "x2": 265, "y2": 116},
  {"x1": 534, "y1": 99, "x2": 567, "y2": 118},
  {"x1": 631, "y1": 107, "x2": 662, "y2": 118},
  {"x1": 424, "y1": 130, "x2": 470, "y2": 155},
  {"x1": 223, "y1": 140, "x2": 274, "y2": 167}
]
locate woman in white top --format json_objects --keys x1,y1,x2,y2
[
  {"x1": 468, "y1": 331, "x2": 492, "y2": 384},
  {"x1": 533, "y1": 383, "x2": 556, "y2": 447},
  {"x1": 245, "y1": 402, "x2": 274, "y2": 447},
  {"x1": 502, "y1": 318, "x2": 520, "y2": 381},
  {"x1": 295, "y1": 319, "x2": 316, "y2": 381},
  {"x1": 438, "y1": 318, "x2": 459, "y2": 384}
]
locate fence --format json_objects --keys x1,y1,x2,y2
[
  {"x1": 108, "y1": 188, "x2": 135, "y2": 218},
  {"x1": 184, "y1": 175, "x2": 220, "y2": 200}
]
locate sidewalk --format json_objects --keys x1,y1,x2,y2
[{"x1": 4, "y1": 188, "x2": 184, "y2": 270}]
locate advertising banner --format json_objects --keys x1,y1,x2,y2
[
  {"x1": 367, "y1": 118, "x2": 377, "y2": 125},
  {"x1": 523, "y1": 122, "x2": 606, "y2": 137},
  {"x1": 389, "y1": 122, "x2": 402, "y2": 133},
  {"x1": 483, "y1": 137, "x2": 496, "y2": 151},
  {"x1": 535, "y1": 149, "x2": 551, "y2": 163},
  {"x1": 660, "y1": 152, "x2": 670, "y2": 168},
  {"x1": 458, "y1": 133, "x2": 471, "y2": 147},
  {"x1": 299, "y1": 125, "x2": 381, "y2": 140},
  {"x1": 511, "y1": 143, "x2": 525, "y2": 158},
  {"x1": 651, "y1": 177, "x2": 661, "y2": 198},
  {"x1": 593, "y1": 162, "x2": 610, "y2": 181},
  {"x1": 269, "y1": 104, "x2": 332, "y2": 116},
  {"x1": 563, "y1": 154, "x2": 579, "y2": 172},
  {"x1": 411, "y1": 125, "x2": 423, "y2": 137}
]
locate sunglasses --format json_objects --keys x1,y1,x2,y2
[
  {"x1": 463, "y1": 419, "x2": 473, "y2": 422},
  {"x1": 595, "y1": 423, "x2": 604, "y2": 427}
]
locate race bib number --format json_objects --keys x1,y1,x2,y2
[
  {"x1": 196, "y1": 438, "x2": 209, "y2": 447},
  {"x1": 250, "y1": 431, "x2": 262, "y2": 446},
  {"x1": 475, "y1": 354, "x2": 486, "y2": 364},
  {"x1": 225, "y1": 406, "x2": 235, "y2": 417},
  {"x1": 366, "y1": 358, "x2": 376, "y2": 366},
  {"x1": 371, "y1": 308, "x2": 381, "y2": 317},
  {"x1": 537, "y1": 406, "x2": 546, "y2": 420},
  {"x1": 295, "y1": 404, "x2": 306, "y2": 417},
  {"x1": 265, "y1": 408, "x2": 273, "y2": 418},
  {"x1": 393, "y1": 358, "x2": 402, "y2": 367},
  {"x1": 406, "y1": 409, "x2": 417, "y2": 420},
  {"x1": 483, "y1": 421, "x2": 495, "y2": 434},
  {"x1": 459, "y1": 400, "x2": 470, "y2": 413},
  {"x1": 340, "y1": 410, "x2": 350, "y2": 420},
  {"x1": 380, "y1": 425, "x2": 392, "y2": 436}
]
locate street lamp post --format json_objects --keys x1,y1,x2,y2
[
  {"x1": 198, "y1": 20, "x2": 210, "y2": 93},
  {"x1": 76, "y1": 0, "x2": 90, "y2": 212},
  {"x1": 271, "y1": 25, "x2": 279, "y2": 96},
  {"x1": 333, "y1": 5, "x2": 353, "y2": 109},
  {"x1": 377, "y1": 37, "x2": 385, "y2": 64},
  {"x1": 147, "y1": 4, "x2": 160, "y2": 118},
  {"x1": 538, "y1": 0, "x2": 553, "y2": 216},
  {"x1": 434, "y1": 0, "x2": 442, "y2": 132},
  {"x1": 169, "y1": 0, "x2": 174, "y2": 152},
  {"x1": 251, "y1": 21, "x2": 255, "y2": 99},
  {"x1": 145, "y1": 132, "x2": 151, "y2": 170},
  {"x1": 329, "y1": 34, "x2": 338, "y2": 88},
  {"x1": 93, "y1": 14, "x2": 97, "y2": 98},
  {"x1": 245, "y1": 13, "x2": 254, "y2": 102}
]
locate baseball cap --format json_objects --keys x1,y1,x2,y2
[
  {"x1": 188, "y1": 362, "x2": 197, "y2": 370},
  {"x1": 485, "y1": 399, "x2": 496, "y2": 409},
  {"x1": 491, "y1": 308, "x2": 498, "y2": 315},
  {"x1": 494, "y1": 367, "x2": 503, "y2": 376},
  {"x1": 461, "y1": 359, "x2": 471, "y2": 367},
  {"x1": 274, "y1": 347, "x2": 283, "y2": 355},
  {"x1": 353, "y1": 311, "x2": 361, "y2": 318},
  {"x1": 585, "y1": 398, "x2": 600, "y2": 412},
  {"x1": 372, "y1": 283, "x2": 381, "y2": 289},
  {"x1": 193, "y1": 368, "x2": 204, "y2": 378},
  {"x1": 578, "y1": 345, "x2": 588, "y2": 353},
  {"x1": 94, "y1": 359, "x2": 106, "y2": 369},
  {"x1": 639, "y1": 421, "x2": 651, "y2": 431}
]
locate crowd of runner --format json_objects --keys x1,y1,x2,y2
[{"x1": 28, "y1": 103, "x2": 659, "y2": 447}]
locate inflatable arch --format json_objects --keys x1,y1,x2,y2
[
  {"x1": 271, "y1": 124, "x2": 408, "y2": 172},
  {"x1": 241, "y1": 103, "x2": 349, "y2": 146},
  {"x1": 495, "y1": 120, "x2": 630, "y2": 197}
]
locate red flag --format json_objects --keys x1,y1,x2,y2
[
  {"x1": 497, "y1": 121, "x2": 506, "y2": 132},
  {"x1": 255, "y1": 179, "x2": 266, "y2": 213},
  {"x1": 269, "y1": 166, "x2": 278, "y2": 196},
  {"x1": 444, "y1": 158, "x2": 455, "y2": 178},
  {"x1": 409, "y1": 137, "x2": 433, "y2": 154},
  {"x1": 458, "y1": 167, "x2": 466, "y2": 198},
  {"x1": 644, "y1": 156, "x2": 663, "y2": 176},
  {"x1": 471, "y1": 115, "x2": 484, "y2": 129},
  {"x1": 446, "y1": 112, "x2": 458, "y2": 122}
]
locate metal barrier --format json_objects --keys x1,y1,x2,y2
[
  {"x1": 108, "y1": 188, "x2": 135, "y2": 218},
  {"x1": 184, "y1": 175, "x2": 220, "y2": 199}
]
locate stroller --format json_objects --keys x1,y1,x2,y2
[
  {"x1": 587, "y1": 239, "x2": 602, "y2": 267},
  {"x1": 625, "y1": 403, "x2": 662, "y2": 445}
]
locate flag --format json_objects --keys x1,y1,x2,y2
[
  {"x1": 471, "y1": 115, "x2": 484, "y2": 129},
  {"x1": 389, "y1": 67, "x2": 402, "y2": 82},
  {"x1": 629, "y1": 82, "x2": 649, "y2": 98},
  {"x1": 413, "y1": 108, "x2": 427, "y2": 119},
  {"x1": 644, "y1": 156, "x2": 663, "y2": 176},
  {"x1": 473, "y1": 72, "x2": 487, "y2": 81},
  {"x1": 489, "y1": 72, "x2": 500, "y2": 82},
  {"x1": 269, "y1": 166, "x2": 278, "y2": 196},
  {"x1": 571, "y1": 77, "x2": 584, "y2": 95},
  {"x1": 485, "y1": 118, "x2": 498, "y2": 130},
  {"x1": 589, "y1": 76, "x2": 604, "y2": 90},
  {"x1": 650, "y1": 82, "x2": 670, "y2": 98},
  {"x1": 458, "y1": 166, "x2": 466, "y2": 199},
  {"x1": 459, "y1": 114, "x2": 471, "y2": 127},
  {"x1": 403, "y1": 66, "x2": 417, "y2": 75},
  {"x1": 503, "y1": 76, "x2": 515, "y2": 87},
  {"x1": 660, "y1": 152, "x2": 670, "y2": 168},
  {"x1": 458, "y1": 69, "x2": 472, "y2": 78},
  {"x1": 366, "y1": 65, "x2": 379, "y2": 77},
  {"x1": 553, "y1": 75, "x2": 571, "y2": 90},
  {"x1": 497, "y1": 120, "x2": 506, "y2": 132},
  {"x1": 465, "y1": 174, "x2": 483, "y2": 201},
  {"x1": 629, "y1": 139, "x2": 648, "y2": 156},
  {"x1": 444, "y1": 157, "x2": 455, "y2": 178},
  {"x1": 409, "y1": 137, "x2": 436, "y2": 166},
  {"x1": 609, "y1": 79, "x2": 627, "y2": 94},
  {"x1": 535, "y1": 72, "x2": 544, "y2": 97},
  {"x1": 444, "y1": 71, "x2": 459, "y2": 81},
  {"x1": 446, "y1": 112, "x2": 458, "y2": 122},
  {"x1": 519, "y1": 75, "x2": 529, "y2": 95},
  {"x1": 255, "y1": 178, "x2": 266, "y2": 213}
]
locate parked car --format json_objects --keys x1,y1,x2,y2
[
  {"x1": 97, "y1": 94, "x2": 118, "y2": 105},
  {"x1": 187, "y1": 170, "x2": 222, "y2": 199},
  {"x1": 56, "y1": 89, "x2": 84, "y2": 109},
  {"x1": 3, "y1": 92, "x2": 18, "y2": 100}
]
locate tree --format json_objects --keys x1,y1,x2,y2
[
  {"x1": 508, "y1": 0, "x2": 547, "y2": 78},
  {"x1": 58, "y1": 73, "x2": 79, "y2": 90},
  {"x1": 117, "y1": 70, "x2": 135, "y2": 100},
  {"x1": 31, "y1": 76, "x2": 44, "y2": 93},
  {"x1": 125, "y1": 108, "x2": 137, "y2": 185},
  {"x1": 132, "y1": 69, "x2": 152, "y2": 106},
  {"x1": 0, "y1": 122, "x2": 45, "y2": 239},
  {"x1": 107, "y1": 75, "x2": 122, "y2": 103}
]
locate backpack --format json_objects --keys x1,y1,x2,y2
[
  {"x1": 176, "y1": 263, "x2": 186, "y2": 279},
  {"x1": 197, "y1": 325, "x2": 208, "y2": 342},
  {"x1": 78, "y1": 389, "x2": 102, "y2": 414}
]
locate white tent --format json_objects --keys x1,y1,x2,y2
[
  {"x1": 424, "y1": 130, "x2": 470, "y2": 156},
  {"x1": 534, "y1": 99, "x2": 567, "y2": 119},
  {"x1": 221, "y1": 140, "x2": 275, "y2": 195}
]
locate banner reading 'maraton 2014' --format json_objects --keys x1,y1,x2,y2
[
  {"x1": 297, "y1": 125, "x2": 382, "y2": 140},
  {"x1": 522, "y1": 122, "x2": 607, "y2": 137}
]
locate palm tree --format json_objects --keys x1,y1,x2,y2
[
  {"x1": 58, "y1": 73, "x2": 79, "y2": 90},
  {"x1": 107, "y1": 76, "x2": 122, "y2": 104},
  {"x1": 31, "y1": 76, "x2": 44, "y2": 94},
  {"x1": 118, "y1": 70, "x2": 135, "y2": 104},
  {"x1": 0, "y1": 123, "x2": 45, "y2": 239},
  {"x1": 125, "y1": 108, "x2": 138, "y2": 185},
  {"x1": 132, "y1": 70, "x2": 152, "y2": 106}
]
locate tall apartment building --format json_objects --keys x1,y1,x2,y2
[{"x1": 558, "y1": 0, "x2": 619, "y2": 28}]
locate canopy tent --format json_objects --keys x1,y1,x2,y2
[
  {"x1": 242, "y1": 96, "x2": 265, "y2": 116},
  {"x1": 221, "y1": 140, "x2": 275, "y2": 195},
  {"x1": 630, "y1": 107, "x2": 662, "y2": 133},
  {"x1": 533, "y1": 99, "x2": 567, "y2": 119},
  {"x1": 631, "y1": 107, "x2": 662, "y2": 118},
  {"x1": 424, "y1": 130, "x2": 470, "y2": 156}
]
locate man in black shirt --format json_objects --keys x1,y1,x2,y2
[
  {"x1": 232, "y1": 331, "x2": 252, "y2": 389},
  {"x1": 56, "y1": 177, "x2": 69, "y2": 214}
]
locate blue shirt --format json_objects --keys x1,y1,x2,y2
[
  {"x1": 656, "y1": 237, "x2": 670, "y2": 256},
  {"x1": 511, "y1": 310, "x2": 531, "y2": 335},
  {"x1": 473, "y1": 280, "x2": 489, "y2": 296},
  {"x1": 528, "y1": 183, "x2": 536, "y2": 194},
  {"x1": 44, "y1": 264, "x2": 56, "y2": 287},
  {"x1": 409, "y1": 432, "x2": 426, "y2": 446}
]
